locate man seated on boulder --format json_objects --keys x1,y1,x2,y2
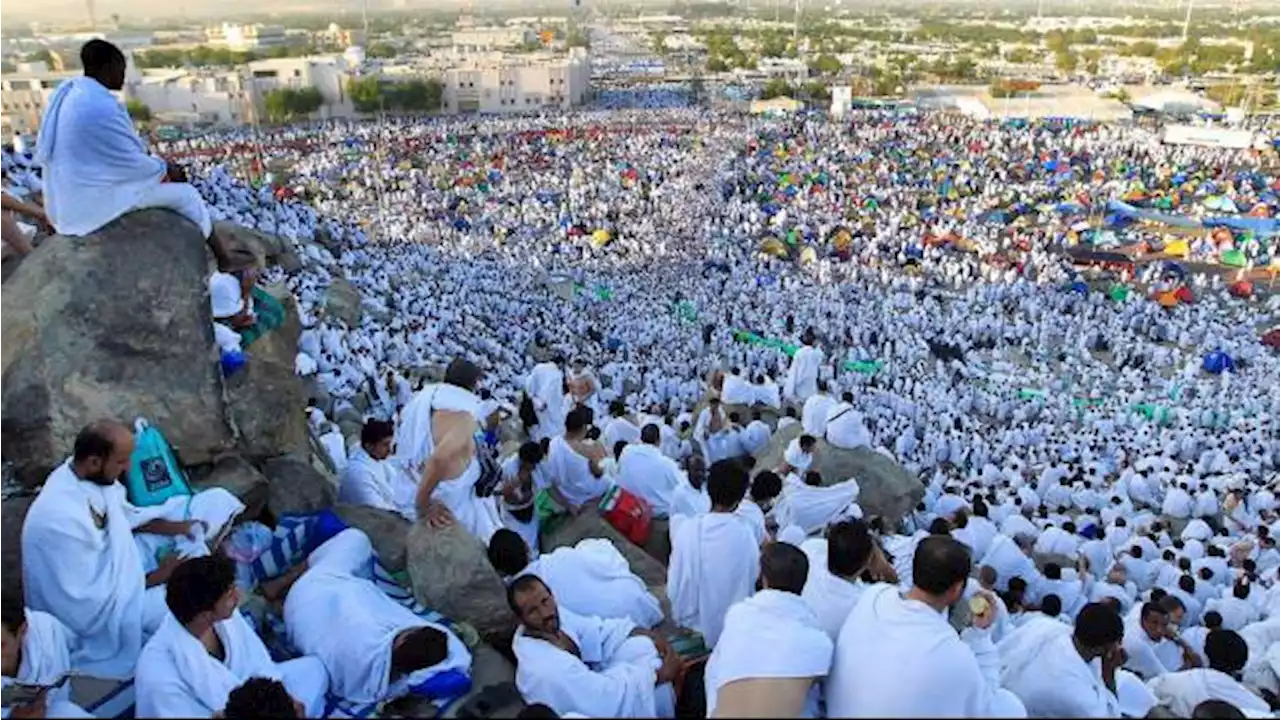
[
  {"x1": 21, "y1": 419, "x2": 245, "y2": 680},
  {"x1": 509, "y1": 575, "x2": 680, "y2": 718},
  {"x1": 1, "y1": 593, "x2": 94, "y2": 718},
  {"x1": 339, "y1": 419, "x2": 417, "y2": 521},
  {"x1": 209, "y1": 268, "x2": 285, "y2": 350},
  {"x1": 259, "y1": 528, "x2": 473, "y2": 706},
  {"x1": 135, "y1": 554, "x2": 329, "y2": 718},
  {"x1": 34, "y1": 40, "x2": 214, "y2": 241},
  {"x1": 488, "y1": 528, "x2": 664, "y2": 629}
]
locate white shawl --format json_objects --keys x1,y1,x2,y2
[
  {"x1": 1, "y1": 610, "x2": 90, "y2": 719},
  {"x1": 393, "y1": 383, "x2": 481, "y2": 475},
  {"x1": 704, "y1": 590, "x2": 834, "y2": 718},
  {"x1": 35, "y1": 76, "x2": 167, "y2": 236},
  {"x1": 21, "y1": 462, "x2": 174, "y2": 679},
  {"x1": 513, "y1": 609, "x2": 659, "y2": 718},
  {"x1": 772, "y1": 476, "x2": 862, "y2": 535},
  {"x1": 783, "y1": 346, "x2": 824, "y2": 402},
  {"x1": 667, "y1": 513, "x2": 760, "y2": 648},
  {"x1": 135, "y1": 612, "x2": 280, "y2": 718},
  {"x1": 521, "y1": 539, "x2": 664, "y2": 629},
  {"x1": 616, "y1": 444, "x2": 682, "y2": 517}
]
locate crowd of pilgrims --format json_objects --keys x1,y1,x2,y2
[{"x1": 5, "y1": 49, "x2": 1280, "y2": 720}]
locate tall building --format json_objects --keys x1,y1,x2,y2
[{"x1": 441, "y1": 48, "x2": 590, "y2": 113}]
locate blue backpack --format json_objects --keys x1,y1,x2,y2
[{"x1": 126, "y1": 418, "x2": 192, "y2": 507}]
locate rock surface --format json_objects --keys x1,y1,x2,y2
[
  {"x1": 333, "y1": 503, "x2": 412, "y2": 573},
  {"x1": 211, "y1": 221, "x2": 299, "y2": 271},
  {"x1": 1, "y1": 210, "x2": 234, "y2": 485},
  {"x1": 1, "y1": 496, "x2": 33, "y2": 599},
  {"x1": 260, "y1": 455, "x2": 337, "y2": 516},
  {"x1": 323, "y1": 277, "x2": 363, "y2": 327},
  {"x1": 754, "y1": 423, "x2": 924, "y2": 527},
  {"x1": 405, "y1": 521, "x2": 516, "y2": 640},
  {"x1": 543, "y1": 513, "x2": 668, "y2": 588},
  {"x1": 224, "y1": 293, "x2": 308, "y2": 461},
  {"x1": 189, "y1": 455, "x2": 270, "y2": 520}
]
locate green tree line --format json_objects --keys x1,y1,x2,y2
[{"x1": 347, "y1": 76, "x2": 444, "y2": 113}]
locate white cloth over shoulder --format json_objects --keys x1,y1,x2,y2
[
  {"x1": 135, "y1": 611, "x2": 328, "y2": 718},
  {"x1": 704, "y1": 590, "x2": 834, "y2": 718},
  {"x1": 1, "y1": 610, "x2": 93, "y2": 718},
  {"x1": 772, "y1": 475, "x2": 862, "y2": 535},
  {"x1": 667, "y1": 513, "x2": 760, "y2": 649},
  {"x1": 339, "y1": 448, "x2": 417, "y2": 520},
  {"x1": 513, "y1": 609, "x2": 673, "y2": 718},
  {"x1": 285, "y1": 529, "x2": 471, "y2": 704},
  {"x1": 784, "y1": 346, "x2": 824, "y2": 402},
  {"x1": 520, "y1": 539, "x2": 664, "y2": 629},
  {"x1": 615, "y1": 444, "x2": 682, "y2": 517},
  {"x1": 799, "y1": 539, "x2": 874, "y2": 641},
  {"x1": 999, "y1": 617, "x2": 1120, "y2": 717},
  {"x1": 1146, "y1": 669, "x2": 1273, "y2": 719}
]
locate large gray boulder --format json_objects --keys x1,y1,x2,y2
[
  {"x1": 755, "y1": 423, "x2": 923, "y2": 527},
  {"x1": 260, "y1": 455, "x2": 337, "y2": 516},
  {"x1": 211, "y1": 221, "x2": 300, "y2": 272},
  {"x1": 1, "y1": 496, "x2": 33, "y2": 600},
  {"x1": 225, "y1": 294, "x2": 309, "y2": 461},
  {"x1": 405, "y1": 521, "x2": 515, "y2": 640},
  {"x1": 333, "y1": 503, "x2": 412, "y2": 573},
  {"x1": 1, "y1": 210, "x2": 235, "y2": 486},
  {"x1": 189, "y1": 455, "x2": 270, "y2": 521},
  {"x1": 543, "y1": 513, "x2": 667, "y2": 588},
  {"x1": 323, "y1": 277, "x2": 362, "y2": 327}
]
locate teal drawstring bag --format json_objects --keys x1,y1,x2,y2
[{"x1": 125, "y1": 417, "x2": 192, "y2": 508}]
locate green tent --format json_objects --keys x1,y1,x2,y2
[
  {"x1": 594, "y1": 284, "x2": 613, "y2": 301},
  {"x1": 675, "y1": 300, "x2": 698, "y2": 322},
  {"x1": 1018, "y1": 389, "x2": 1046, "y2": 400},
  {"x1": 1109, "y1": 284, "x2": 1131, "y2": 302},
  {"x1": 843, "y1": 360, "x2": 884, "y2": 375},
  {"x1": 1220, "y1": 249, "x2": 1247, "y2": 268}
]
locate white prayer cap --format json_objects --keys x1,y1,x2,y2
[{"x1": 209, "y1": 272, "x2": 245, "y2": 319}]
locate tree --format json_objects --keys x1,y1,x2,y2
[
  {"x1": 262, "y1": 87, "x2": 323, "y2": 123},
  {"x1": 348, "y1": 76, "x2": 385, "y2": 113},
  {"x1": 802, "y1": 80, "x2": 830, "y2": 102},
  {"x1": 125, "y1": 99, "x2": 152, "y2": 122},
  {"x1": 1006, "y1": 46, "x2": 1040, "y2": 64},
  {"x1": 652, "y1": 30, "x2": 669, "y2": 56},
  {"x1": 1055, "y1": 51, "x2": 1078, "y2": 73},
  {"x1": 367, "y1": 43, "x2": 398, "y2": 59},
  {"x1": 566, "y1": 29, "x2": 590, "y2": 48},
  {"x1": 1126, "y1": 40, "x2": 1158, "y2": 57},
  {"x1": 1044, "y1": 29, "x2": 1069, "y2": 54},
  {"x1": 707, "y1": 56, "x2": 729, "y2": 72},
  {"x1": 810, "y1": 53, "x2": 842, "y2": 75},
  {"x1": 385, "y1": 79, "x2": 444, "y2": 112},
  {"x1": 760, "y1": 77, "x2": 794, "y2": 100}
]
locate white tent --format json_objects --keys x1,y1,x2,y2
[{"x1": 1132, "y1": 90, "x2": 1221, "y2": 115}]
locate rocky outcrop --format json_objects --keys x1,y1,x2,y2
[
  {"x1": 323, "y1": 277, "x2": 363, "y2": 327},
  {"x1": 211, "y1": 221, "x2": 302, "y2": 272},
  {"x1": 224, "y1": 292, "x2": 308, "y2": 461},
  {"x1": 261, "y1": 455, "x2": 337, "y2": 517},
  {"x1": 333, "y1": 503, "x2": 412, "y2": 573},
  {"x1": 543, "y1": 513, "x2": 668, "y2": 588},
  {"x1": 1, "y1": 210, "x2": 235, "y2": 486},
  {"x1": 755, "y1": 423, "x2": 924, "y2": 527},
  {"x1": 1, "y1": 497, "x2": 33, "y2": 599},
  {"x1": 189, "y1": 455, "x2": 270, "y2": 521},
  {"x1": 405, "y1": 522, "x2": 516, "y2": 640}
]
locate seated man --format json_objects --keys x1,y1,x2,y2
[
  {"x1": 34, "y1": 40, "x2": 213, "y2": 239},
  {"x1": 21, "y1": 419, "x2": 244, "y2": 680},
  {"x1": 135, "y1": 554, "x2": 329, "y2": 718},
  {"x1": 221, "y1": 678, "x2": 302, "y2": 719},
  {"x1": 509, "y1": 575, "x2": 680, "y2": 718},
  {"x1": 780, "y1": 435, "x2": 818, "y2": 476},
  {"x1": 616, "y1": 425, "x2": 683, "y2": 518},
  {"x1": 209, "y1": 269, "x2": 285, "y2": 350},
  {"x1": 1147, "y1": 629, "x2": 1272, "y2": 718},
  {"x1": 825, "y1": 392, "x2": 871, "y2": 450},
  {"x1": 488, "y1": 529, "x2": 663, "y2": 629},
  {"x1": 339, "y1": 419, "x2": 417, "y2": 520},
  {"x1": 771, "y1": 472, "x2": 863, "y2": 536},
  {"x1": 498, "y1": 441, "x2": 550, "y2": 555},
  {"x1": 1, "y1": 596, "x2": 93, "y2": 718},
  {"x1": 261, "y1": 529, "x2": 472, "y2": 705},
  {"x1": 705, "y1": 542, "x2": 834, "y2": 718},
  {"x1": 999, "y1": 602, "x2": 1128, "y2": 717}
]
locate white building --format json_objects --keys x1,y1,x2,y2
[
  {"x1": 125, "y1": 68, "x2": 251, "y2": 126},
  {"x1": 441, "y1": 48, "x2": 590, "y2": 113},
  {"x1": 451, "y1": 27, "x2": 538, "y2": 52},
  {"x1": 245, "y1": 56, "x2": 355, "y2": 117},
  {"x1": 0, "y1": 70, "x2": 79, "y2": 134},
  {"x1": 206, "y1": 23, "x2": 288, "y2": 52}
]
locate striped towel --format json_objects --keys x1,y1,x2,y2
[{"x1": 247, "y1": 513, "x2": 478, "y2": 719}]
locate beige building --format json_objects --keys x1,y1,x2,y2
[
  {"x1": 205, "y1": 23, "x2": 288, "y2": 52},
  {"x1": 0, "y1": 69, "x2": 79, "y2": 134},
  {"x1": 441, "y1": 48, "x2": 590, "y2": 113},
  {"x1": 450, "y1": 27, "x2": 538, "y2": 53}
]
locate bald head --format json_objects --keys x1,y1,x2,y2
[{"x1": 73, "y1": 419, "x2": 134, "y2": 486}]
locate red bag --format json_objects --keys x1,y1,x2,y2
[{"x1": 598, "y1": 486, "x2": 653, "y2": 546}]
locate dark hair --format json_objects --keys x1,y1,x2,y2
[
  {"x1": 1157, "y1": 594, "x2": 1185, "y2": 615},
  {"x1": 750, "y1": 471, "x2": 783, "y2": 503},
  {"x1": 928, "y1": 517, "x2": 952, "y2": 535},
  {"x1": 80, "y1": 39, "x2": 125, "y2": 75},
  {"x1": 444, "y1": 358, "x2": 483, "y2": 390},
  {"x1": 1191, "y1": 700, "x2": 1247, "y2": 719},
  {"x1": 912, "y1": 536, "x2": 972, "y2": 596},
  {"x1": 518, "y1": 441, "x2": 544, "y2": 465},
  {"x1": 1074, "y1": 603, "x2": 1123, "y2": 648},
  {"x1": 166, "y1": 554, "x2": 237, "y2": 625},
  {"x1": 1040, "y1": 594, "x2": 1063, "y2": 617},
  {"x1": 361, "y1": 419, "x2": 395, "y2": 447},
  {"x1": 389, "y1": 625, "x2": 450, "y2": 677},
  {"x1": 565, "y1": 405, "x2": 594, "y2": 433},
  {"x1": 506, "y1": 573, "x2": 549, "y2": 615},
  {"x1": 707, "y1": 459, "x2": 749, "y2": 509},
  {"x1": 761, "y1": 541, "x2": 809, "y2": 595},
  {"x1": 1139, "y1": 601, "x2": 1169, "y2": 625},
  {"x1": 1, "y1": 591, "x2": 25, "y2": 634},
  {"x1": 610, "y1": 400, "x2": 627, "y2": 417},
  {"x1": 1178, "y1": 575, "x2": 1195, "y2": 593},
  {"x1": 73, "y1": 421, "x2": 117, "y2": 463},
  {"x1": 1044, "y1": 563, "x2": 1062, "y2": 581},
  {"x1": 1232, "y1": 581, "x2": 1249, "y2": 600},
  {"x1": 516, "y1": 703, "x2": 560, "y2": 719},
  {"x1": 487, "y1": 528, "x2": 530, "y2": 577},
  {"x1": 641, "y1": 424, "x2": 661, "y2": 445},
  {"x1": 1204, "y1": 630, "x2": 1249, "y2": 674},
  {"x1": 827, "y1": 519, "x2": 873, "y2": 578},
  {"x1": 223, "y1": 678, "x2": 299, "y2": 718},
  {"x1": 1204, "y1": 610, "x2": 1223, "y2": 629},
  {"x1": 612, "y1": 440, "x2": 628, "y2": 461},
  {"x1": 798, "y1": 434, "x2": 817, "y2": 450}
]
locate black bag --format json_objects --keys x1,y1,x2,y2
[
  {"x1": 519, "y1": 392, "x2": 539, "y2": 431},
  {"x1": 472, "y1": 437, "x2": 504, "y2": 498}
]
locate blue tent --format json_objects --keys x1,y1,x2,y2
[
  {"x1": 1202, "y1": 216, "x2": 1279, "y2": 238},
  {"x1": 452, "y1": 217, "x2": 471, "y2": 231},
  {"x1": 1202, "y1": 350, "x2": 1235, "y2": 375}
]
